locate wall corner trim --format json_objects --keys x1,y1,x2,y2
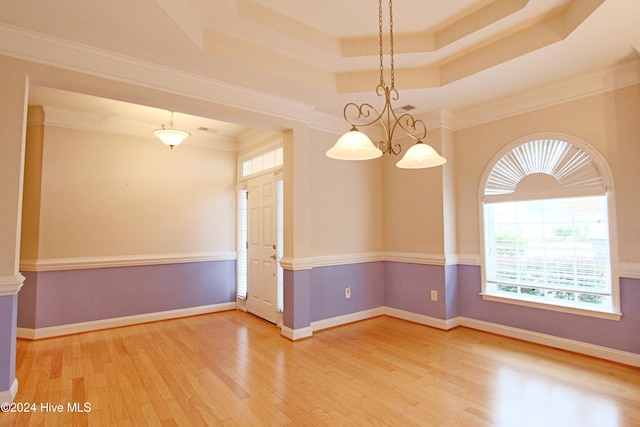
[
  {"x1": 0, "y1": 379, "x2": 19, "y2": 404},
  {"x1": 280, "y1": 325, "x2": 313, "y2": 341},
  {"x1": 279, "y1": 257, "x2": 314, "y2": 271},
  {"x1": 446, "y1": 254, "x2": 481, "y2": 266},
  {"x1": 619, "y1": 263, "x2": 640, "y2": 279},
  {"x1": 311, "y1": 307, "x2": 385, "y2": 332},
  {"x1": 0, "y1": 274, "x2": 25, "y2": 296}
]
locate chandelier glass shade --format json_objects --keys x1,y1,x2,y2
[
  {"x1": 154, "y1": 112, "x2": 190, "y2": 149},
  {"x1": 326, "y1": 127, "x2": 382, "y2": 160},
  {"x1": 396, "y1": 141, "x2": 447, "y2": 169},
  {"x1": 327, "y1": 0, "x2": 446, "y2": 169}
]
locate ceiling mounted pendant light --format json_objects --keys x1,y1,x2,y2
[
  {"x1": 153, "y1": 112, "x2": 191, "y2": 149},
  {"x1": 327, "y1": 0, "x2": 446, "y2": 169}
]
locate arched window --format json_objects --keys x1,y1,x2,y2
[{"x1": 480, "y1": 135, "x2": 620, "y2": 320}]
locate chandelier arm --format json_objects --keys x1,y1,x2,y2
[
  {"x1": 342, "y1": 102, "x2": 385, "y2": 129},
  {"x1": 342, "y1": 82, "x2": 390, "y2": 129},
  {"x1": 389, "y1": 111, "x2": 428, "y2": 143},
  {"x1": 376, "y1": 110, "x2": 392, "y2": 154},
  {"x1": 384, "y1": 140, "x2": 402, "y2": 155}
]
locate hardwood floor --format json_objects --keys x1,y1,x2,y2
[{"x1": 1, "y1": 311, "x2": 639, "y2": 426}]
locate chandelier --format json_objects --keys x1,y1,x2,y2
[
  {"x1": 153, "y1": 112, "x2": 190, "y2": 149},
  {"x1": 326, "y1": 0, "x2": 446, "y2": 169}
]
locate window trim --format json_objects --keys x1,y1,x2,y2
[
  {"x1": 478, "y1": 133, "x2": 621, "y2": 320},
  {"x1": 480, "y1": 293, "x2": 621, "y2": 321},
  {"x1": 237, "y1": 139, "x2": 284, "y2": 181}
]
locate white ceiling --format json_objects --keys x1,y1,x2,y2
[{"x1": 2, "y1": 0, "x2": 639, "y2": 143}]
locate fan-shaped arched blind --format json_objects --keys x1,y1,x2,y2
[
  {"x1": 481, "y1": 136, "x2": 617, "y2": 315},
  {"x1": 484, "y1": 139, "x2": 604, "y2": 196}
]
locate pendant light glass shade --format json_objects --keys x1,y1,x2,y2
[
  {"x1": 326, "y1": 128, "x2": 383, "y2": 160},
  {"x1": 396, "y1": 141, "x2": 447, "y2": 169},
  {"x1": 153, "y1": 128, "x2": 190, "y2": 149},
  {"x1": 153, "y1": 111, "x2": 190, "y2": 149}
]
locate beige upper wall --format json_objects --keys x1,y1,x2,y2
[
  {"x1": 310, "y1": 128, "x2": 384, "y2": 257},
  {"x1": 0, "y1": 65, "x2": 28, "y2": 277},
  {"x1": 455, "y1": 84, "x2": 640, "y2": 262},
  {"x1": 383, "y1": 133, "x2": 446, "y2": 256},
  {"x1": 3, "y1": 55, "x2": 639, "y2": 268},
  {"x1": 22, "y1": 118, "x2": 237, "y2": 260},
  {"x1": 21, "y1": 110, "x2": 44, "y2": 261}
]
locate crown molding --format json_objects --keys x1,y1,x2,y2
[
  {"x1": 2, "y1": 23, "x2": 637, "y2": 139},
  {"x1": 0, "y1": 23, "x2": 315, "y2": 126},
  {"x1": 455, "y1": 58, "x2": 640, "y2": 129},
  {"x1": 36, "y1": 106, "x2": 238, "y2": 151}
]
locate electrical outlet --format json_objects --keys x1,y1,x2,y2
[
  {"x1": 430, "y1": 290, "x2": 438, "y2": 302},
  {"x1": 345, "y1": 287, "x2": 351, "y2": 299}
]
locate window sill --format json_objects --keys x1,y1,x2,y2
[{"x1": 480, "y1": 293, "x2": 622, "y2": 321}]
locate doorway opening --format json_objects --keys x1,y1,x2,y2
[{"x1": 236, "y1": 146, "x2": 284, "y2": 325}]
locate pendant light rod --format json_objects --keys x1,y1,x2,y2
[{"x1": 327, "y1": 0, "x2": 445, "y2": 168}]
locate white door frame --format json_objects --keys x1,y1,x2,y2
[{"x1": 237, "y1": 169, "x2": 283, "y2": 325}]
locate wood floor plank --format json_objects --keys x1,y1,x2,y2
[{"x1": 2, "y1": 311, "x2": 639, "y2": 426}]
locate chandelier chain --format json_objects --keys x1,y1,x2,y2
[
  {"x1": 378, "y1": 0, "x2": 385, "y2": 87},
  {"x1": 378, "y1": 0, "x2": 396, "y2": 89},
  {"x1": 388, "y1": 0, "x2": 395, "y2": 89}
]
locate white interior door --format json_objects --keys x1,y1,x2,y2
[{"x1": 246, "y1": 173, "x2": 278, "y2": 323}]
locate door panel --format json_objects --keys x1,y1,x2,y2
[{"x1": 246, "y1": 174, "x2": 278, "y2": 323}]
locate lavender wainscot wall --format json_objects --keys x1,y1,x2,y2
[
  {"x1": 283, "y1": 268, "x2": 312, "y2": 330},
  {"x1": 310, "y1": 262, "x2": 384, "y2": 323},
  {"x1": 384, "y1": 262, "x2": 447, "y2": 319},
  {"x1": 458, "y1": 265, "x2": 640, "y2": 355},
  {"x1": 18, "y1": 261, "x2": 235, "y2": 329},
  {"x1": 0, "y1": 296, "x2": 18, "y2": 396}
]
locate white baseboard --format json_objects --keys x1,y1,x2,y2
[
  {"x1": 311, "y1": 307, "x2": 385, "y2": 332},
  {"x1": 0, "y1": 379, "x2": 18, "y2": 404},
  {"x1": 460, "y1": 317, "x2": 640, "y2": 368},
  {"x1": 16, "y1": 302, "x2": 237, "y2": 340},
  {"x1": 381, "y1": 308, "x2": 639, "y2": 367},
  {"x1": 15, "y1": 302, "x2": 639, "y2": 367},
  {"x1": 384, "y1": 307, "x2": 461, "y2": 330},
  {"x1": 280, "y1": 325, "x2": 313, "y2": 341}
]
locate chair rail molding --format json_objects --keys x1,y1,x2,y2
[{"x1": 0, "y1": 274, "x2": 25, "y2": 296}]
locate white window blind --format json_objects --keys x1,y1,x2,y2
[
  {"x1": 481, "y1": 137, "x2": 617, "y2": 315},
  {"x1": 277, "y1": 180, "x2": 284, "y2": 312},
  {"x1": 236, "y1": 190, "x2": 248, "y2": 299},
  {"x1": 484, "y1": 196, "x2": 611, "y2": 308}
]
